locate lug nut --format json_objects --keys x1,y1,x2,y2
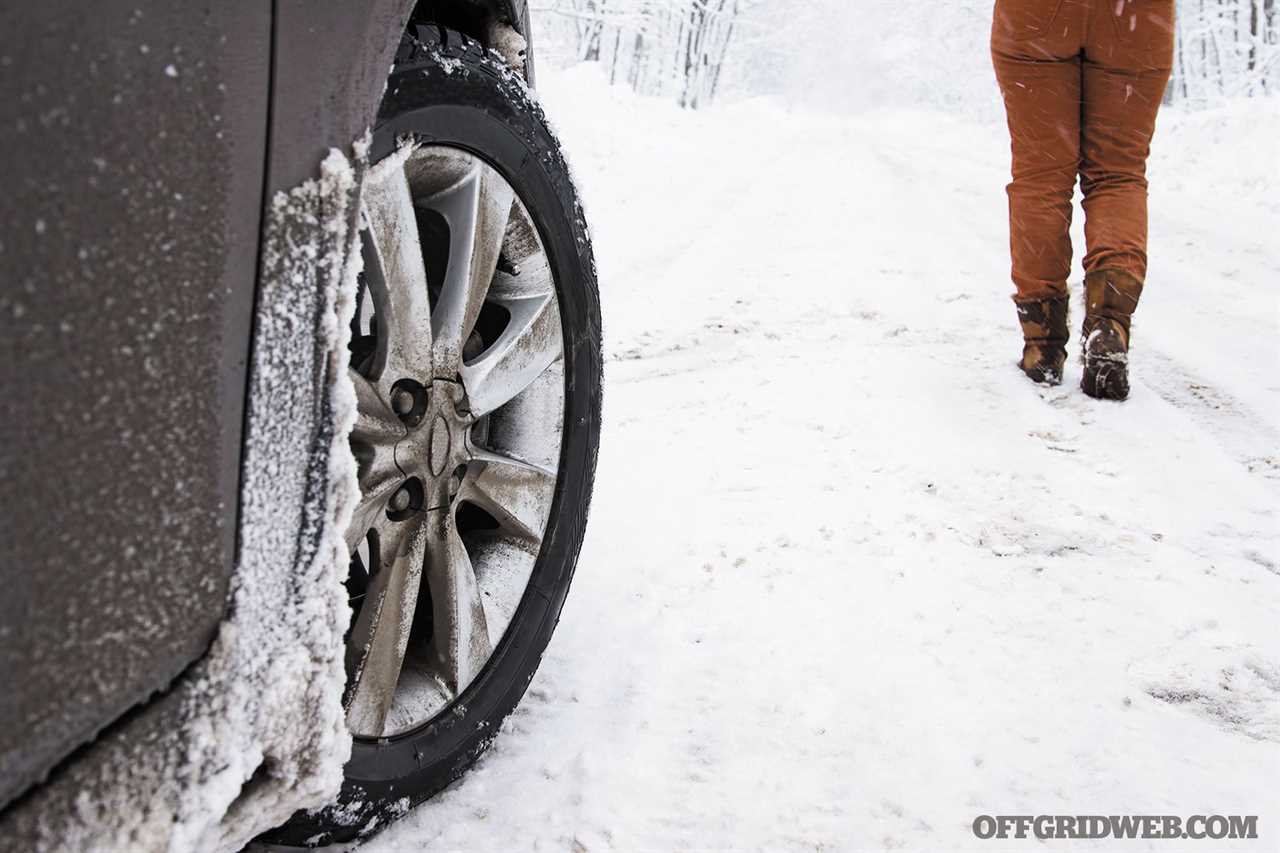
[
  {"x1": 497, "y1": 253, "x2": 521, "y2": 277},
  {"x1": 389, "y1": 485, "x2": 412, "y2": 513},
  {"x1": 391, "y1": 388, "x2": 415, "y2": 416}
]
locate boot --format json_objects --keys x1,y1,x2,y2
[
  {"x1": 1014, "y1": 294, "x2": 1069, "y2": 386},
  {"x1": 1081, "y1": 269, "x2": 1143, "y2": 401}
]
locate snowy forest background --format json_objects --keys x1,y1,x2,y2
[{"x1": 531, "y1": 0, "x2": 1280, "y2": 111}]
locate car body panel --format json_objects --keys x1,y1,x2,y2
[
  {"x1": 0, "y1": 0, "x2": 270, "y2": 809},
  {"x1": 268, "y1": 0, "x2": 529, "y2": 196},
  {"x1": 0, "y1": 0, "x2": 536, "y2": 839},
  {"x1": 268, "y1": 0, "x2": 410, "y2": 195}
]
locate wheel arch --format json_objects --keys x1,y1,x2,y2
[
  {"x1": 407, "y1": 0, "x2": 536, "y2": 82},
  {"x1": 267, "y1": 0, "x2": 532, "y2": 196},
  {"x1": 408, "y1": 0, "x2": 531, "y2": 41}
]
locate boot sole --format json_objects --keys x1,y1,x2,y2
[
  {"x1": 1021, "y1": 366, "x2": 1063, "y2": 386},
  {"x1": 1082, "y1": 359, "x2": 1129, "y2": 400},
  {"x1": 1019, "y1": 348, "x2": 1067, "y2": 387}
]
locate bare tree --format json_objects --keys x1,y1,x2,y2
[
  {"x1": 533, "y1": 0, "x2": 755, "y2": 109},
  {"x1": 1169, "y1": 0, "x2": 1279, "y2": 101}
]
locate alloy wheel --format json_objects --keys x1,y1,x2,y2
[{"x1": 343, "y1": 145, "x2": 564, "y2": 739}]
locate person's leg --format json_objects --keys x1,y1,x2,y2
[
  {"x1": 1079, "y1": 0, "x2": 1174, "y2": 399},
  {"x1": 991, "y1": 0, "x2": 1084, "y2": 384},
  {"x1": 992, "y1": 30, "x2": 1081, "y2": 300}
]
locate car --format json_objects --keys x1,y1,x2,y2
[{"x1": 0, "y1": 1, "x2": 602, "y2": 849}]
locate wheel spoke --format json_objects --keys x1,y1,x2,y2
[
  {"x1": 362, "y1": 160, "x2": 434, "y2": 388},
  {"x1": 459, "y1": 292, "x2": 562, "y2": 416},
  {"x1": 345, "y1": 368, "x2": 405, "y2": 553},
  {"x1": 349, "y1": 367, "x2": 404, "y2": 446},
  {"x1": 422, "y1": 164, "x2": 515, "y2": 372},
  {"x1": 344, "y1": 474, "x2": 400, "y2": 555},
  {"x1": 423, "y1": 510, "x2": 492, "y2": 694},
  {"x1": 344, "y1": 516, "x2": 427, "y2": 737},
  {"x1": 461, "y1": 447, "x2": 556, "y2": 542}
]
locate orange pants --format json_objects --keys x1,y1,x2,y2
[{"x1": 992, "y1": 0, "x2": 1174, "y2": 300}]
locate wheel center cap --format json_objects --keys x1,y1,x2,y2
[
  {"x1": 427, "y1": 415, "x2": 451, "y2": 477},
  {"x1": 393, "y1": 379, "x2": 472, "y2": 505}
]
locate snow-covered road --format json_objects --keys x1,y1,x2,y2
[{"x1": 365, "y1": 68, "x2": 1280, "y2": 851}]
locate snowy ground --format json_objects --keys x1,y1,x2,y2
[{"x1": 364, "y1": 68, "x2": 1280, "y2": 851}]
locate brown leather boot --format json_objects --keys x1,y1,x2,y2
[
  {"x1": 1081, "y1": 269, "x2": 1144, "y2": 401},
  {"x1": 1014, "y1": 294, "x2": 1069, "y2": 385}
]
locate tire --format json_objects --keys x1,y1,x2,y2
[{"x1": 262, "y1": 25, "x2": 601, "y2": 847}]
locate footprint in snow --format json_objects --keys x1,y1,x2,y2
[{"x1": 1130, "y1": 642, "x2": 1280, "y2": 743}]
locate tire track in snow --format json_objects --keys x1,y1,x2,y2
[{"x1": 1140, "y1": 347, "x2": 1280, "y2": 493}]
